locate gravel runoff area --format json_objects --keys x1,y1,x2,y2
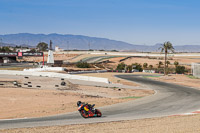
[
  {"x1": 0, "y1": 74, "x2": 153, "y2": 119},
  {"x1": 1, "y1": 72, "x2": 200, "y2": 133}
]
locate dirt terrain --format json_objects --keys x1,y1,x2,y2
[
  {"x1": 1, "y1": 73, "x2": 200, "y2": 133},
  {"x1": 20, "y1": 53, "x2": 79, "y2": 63},
  {"x1": 0, "y1": 75, "x2": 153, "y2": 119},
  {"x1": 102, "y1": 55, "x2": 200, "y2": 70},
  {"x1": 146, "y1": 74, "x2": 200, "y2": 90},
  {"x1": 1, "y1": 52, "x2": 200, "y2": 132}
]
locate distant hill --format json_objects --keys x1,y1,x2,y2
[
  {"x1": 0, "y1": 33, "x2": 200, "y2": 52},
  {"x1": 125, "y1": 44, "x2": 200, "y2": 52},
  {"x1": 0, "y1": 33, "x2": 137, "y2": 51}
]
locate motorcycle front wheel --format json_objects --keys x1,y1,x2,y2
[{"x1": 80, "y1": 110, "x2": 89, "y2": 118}]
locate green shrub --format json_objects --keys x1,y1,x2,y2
[
  {"x1": 76, "y1": 62, "x2": 90, "y2": 68},
  {"x1": 116, "y1": 63, "x2": 126, "y2": 70},
  {"x1": 143, "y1": 63, "x2": 148, "y2": 68},
  {"x1": 127, "y1": 65, "x2": 133, "y2": 71},
  {"x1": 149, "y1": 65, "x2": 153, "y2": 69},
  {"x1": 132, "y1": 63, "x2": 143, "y2": 72},
  {"x1": 174, "y1": 61, "x2": 179, "y2": 67},
  {"x1": 175, "y1": 65, "x2": 186, "y2": 74}
]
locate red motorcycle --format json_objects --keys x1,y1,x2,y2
[{"x1": 78, "y1": 103, "x2": 102, "y2": 118}]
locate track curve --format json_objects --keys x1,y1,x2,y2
[{"x1": 1, "y1": 74, "x2": 200, "y2": 129}]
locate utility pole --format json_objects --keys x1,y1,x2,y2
[{"x1": 50, "y1": 40, "x2": 53, "y2": 50}]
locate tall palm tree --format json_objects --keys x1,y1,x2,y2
[
  {"x1": 158, "y1": 61, "x2": 163, "y2": 68},
  {"x1": 149, "y1": 65, "x2": 153, "y2": 69},
  {"x1": 174, "y1": 61, "x2": 179, "y2": 67},
  {"x1": 143, "y1": 63, "x2": 148, "y2": 69},
  {"x1": 159, "y1": 41, "x2": 174, "y2": 75},
  {"x1": 166, "y1": 61, "x2": 170, "y2": 67}
]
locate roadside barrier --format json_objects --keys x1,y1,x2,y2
[{"x1": 0, "y1": 70, "x2": 110, "y2": 84}]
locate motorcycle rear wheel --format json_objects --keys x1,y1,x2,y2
[{"x1": 95, "y1": 109, "x2": 102, "y2": 117}]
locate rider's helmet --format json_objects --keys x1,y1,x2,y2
[{"x1": 77, "y1": 101, "x2": 82, "y2": 107}]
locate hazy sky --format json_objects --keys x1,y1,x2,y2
[{"x1": 0, "y1": 0, "x2": 200, "y2": 45}]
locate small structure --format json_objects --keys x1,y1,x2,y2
[
  {"x1": 55, "y1": 46, "x2": 64, "y2": 52},
  {"x1": 47, "y1": 50, "x2": 54, "y2": 64},
  {"x1": 192, "y1": 63, "x2": 200, "y2": 78},
  {"x1": 15, "y1": 47, "x2": 31, "y2": 52},
  {"x1": 2, "y1": 57, "x2": 10, "y2": 63},
  {"x1": 47, "y1": 40, "x2": 54, "y2": 64}
]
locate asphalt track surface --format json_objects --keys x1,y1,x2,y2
[
  {"x1": 1, "y1": 74, "x2": 200, "y2": 129},
  {"x1": 81, "y1": 56, "x2": 118, "y2": 63}
]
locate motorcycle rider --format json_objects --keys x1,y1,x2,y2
[{"x1": 77, "y1": 101, "x2": 94, "y2": 116}]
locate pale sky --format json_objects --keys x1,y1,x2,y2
[{"x1": 0, "y1": 0, "x2": 200, "y2": 45}]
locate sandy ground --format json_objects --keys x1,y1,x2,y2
[
  {"x1": 2, "y1": 114, "x2": 200, "y2": 133},
  {"x1": 104, "y1": 56, "x2": 200, "y2": 70},
  {"x1": 1, "y1": 72, "x2": 200, "y2": 132},
  {"x1": 0, "y1": 51, "x2": 200, "y2": 133},
  {"x1": 0, "y1": 75, "x2": 153, "y2": 119},
  {"x1": 146, "y1": 74, "x2": 200, "y2": 90},
  {"x1": 1, "y1": 73, "x2": 200, "y2": 132},
  {"x1": 19, "y1": 53, "x2": 78, "y2": 62}
]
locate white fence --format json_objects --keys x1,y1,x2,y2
[
  {"x1": 192, "y1": 63, "x2": 200, "y2": 78},
  {"x1": 142, "y1": 70, "x2": 156, "y2": 73},
  {"x1": 23, "y1": 66, "x2": 65, "y2": 72},
  {"x1": 0, "y1": 70, "x2": 110, "y2": 83}
]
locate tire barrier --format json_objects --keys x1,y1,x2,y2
[
  {"x1": 28, "y1": 82, "x2": 31, "y2": 84},
  {"x1": 13, "y1": 82, "x2": 18, "y2": 86},
  {"x1": 107, "y1": 70, "x2": 132, "y2": 73},
  {"x1": 0, "y1": 70, "x2": 110, "y2": 84},
  {"x1": 24, "y1": 83, "x2": 28, "y2": 85},
  {"x1": 36, "y1": 85, "x2": 41, "y2": 88},
  {"x1": 61, "y1": 81, "x2": 66, "y2": 86},
  {"x1": 55, "y1": 85, "x2": 59, "y2": 87},
  {"x1": 24, "y1": 76, "x2": 29, "y2": 79},
  {"x1": 28, "y1": 85, "x2": 32, "y2": 87}
]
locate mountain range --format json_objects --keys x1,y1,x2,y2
[{"x1": 0, "y1": 33, "x2": 200, "y2": 52}]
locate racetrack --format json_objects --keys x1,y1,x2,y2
[{"x1": 1, "y1": 74, "x2": 200, "y2": 129}]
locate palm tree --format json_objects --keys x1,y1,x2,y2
[
  {"x1": 166, "y1": 61, "x2": 170, "y2": 67},
  {"x1": 143, "y1": 63, "x2": 148, "y2": 69},
  {"x1": 149, "y1": 65, "x2": 153, "y2": 69},
  {"x1": 158, "y1": 61, "x2": 163, "y2": 68},
  {"x1": 159, "y1": 41, "x2": 174, "y2": 75},
  {"x1": 174, "y1": 61, "x2": 179, "y2": 67}
]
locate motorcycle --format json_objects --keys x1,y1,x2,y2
[{"x1": 78, "y1": 104, "x2": 102, "y2": 118}]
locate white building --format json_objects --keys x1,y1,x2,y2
[
  {"x1": 192, "y1": 63, "x2": 200, "y2": 78},
  {"x1": 55, "y1": 46, "x2": 64, "y2": 52}
]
